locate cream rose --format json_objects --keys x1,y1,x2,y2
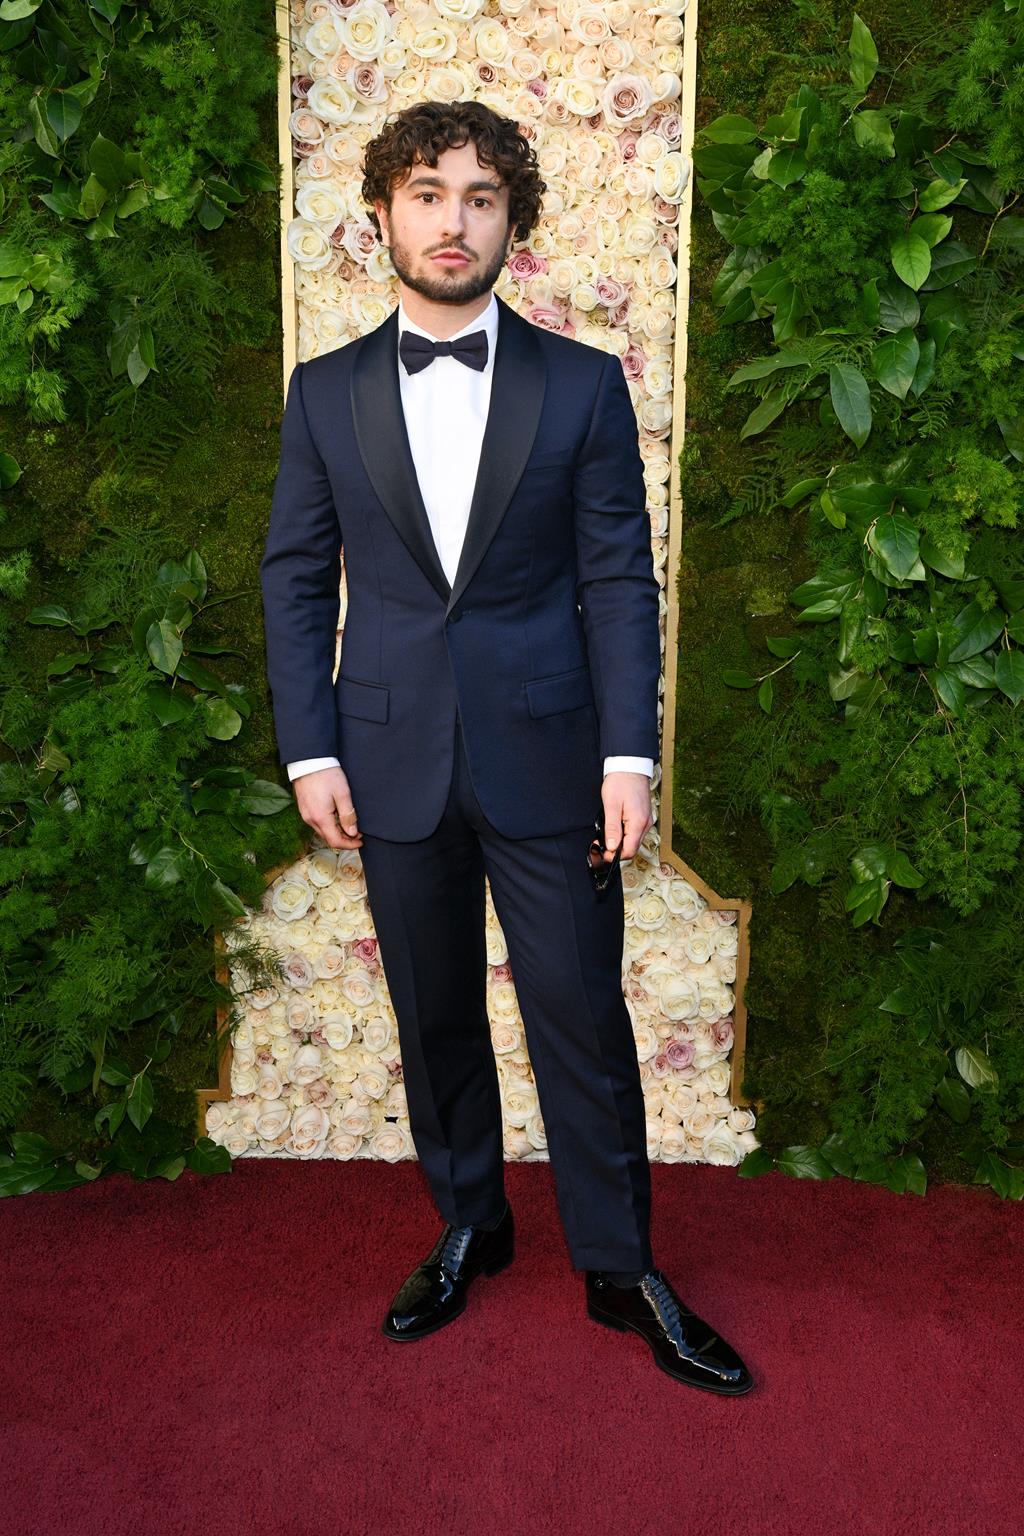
[{"x1": 342, "y1": 2, "x2": 393, "y2": 62}]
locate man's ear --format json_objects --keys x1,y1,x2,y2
[{"x1": 375, "y1": 200, "x2": 389, "y2": 244}]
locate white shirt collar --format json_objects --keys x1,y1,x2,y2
[{"x1": 397, "y1": 290, "x2": 499, "y2": 348}]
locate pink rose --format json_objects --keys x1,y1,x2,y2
[
  {"x1": 293, "y1": 74, "x2": 313, "y2": 98},
  {"x1": 492, "y1": 963, "x2": 513, "y2": 983},
  {"x1": 660, "y1": 111, "x2": 683, "y2": 144},
  {"x1": 595, "y1": 276, "x2": 627, "y2": 307},
  {"x1": 526, "y1": 77, "x2": 547, "y2": 100},
  {"x1": 712, "y1": 1016, "x2": 735, "y2": 1050},
  {"x1": 666, "y1": 1039, "x2": 696, "y2": 1069},
  {"x1": 608, "y1": 298, "x2": 631, "y2": 328},
  {"x1": 528, "y1": 303, "x2": 573, "y2": 335},
  {"x1": 476, "y1": 62, "x2": 497, "y2": 84},
  {"x1": 354, "y1": 936, "x2": 378, "y2": 961},
  {"x1": 507, "y1": 249, "x2": 548, "y2": 280},
  {"x1": 619, "y1": 130, "x2": 640, "y2": 162},
  {"x1": 602, "y1": 74, "x2": 652, "y2": 127},
  {"x1": 715, "y1": 910, "x2": 738, "y2": 925},
  {"x1": 306, "y1": 1078, "x2": 337, "y2": 1108},
  {"x1": 653, "y1": 196, "x2": 679, "y2": 226},
  {"x1": 621, "y1": 343, "x2": 646, "y2": 382},
  {"x1": 293, "y1": 142, "x2": 320, "y2": 159}
]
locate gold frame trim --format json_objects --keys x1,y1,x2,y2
[{"x1": 197, "y1": 0, "x2": 757, "y2": 1134}]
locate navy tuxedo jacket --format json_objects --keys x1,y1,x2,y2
[{"x1": 259, "y1": 293, "x2": 661, "y2": 841}]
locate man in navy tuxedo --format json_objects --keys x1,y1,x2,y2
[{"x1": 260, "y1": 101, "x2": 752, "y2": 1394}]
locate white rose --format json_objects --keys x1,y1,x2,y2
[
  {"x1": 326, "y1": 1129, "x2": 362, "y2": 1158},
  {"x1": 286, "y1": 1104, "x2": 330, "y2": 1158},
  {"x1": 503, "y1": 1082, "x2": 540, "y2": 1126},
  {"x1": 368, "y1": 1123, "x2": 412, "y2": 1161},
  {"x1": 472, "y1": 16, "x2": 509, "y2": 63},
  {"x1": 305, "y1": 16, "x2": 345, "y2": 60},
  {"x1": 659, "y1": 1121, "x2": 689, "y2": 1162},
  {"x1": 525, "y1": 1112, "x2": 547, "y2": 1151},
  {"x1": 659, "y1": 974, "x2": 700, "y2": 1020},
  {"x1": 257, "y1": 1062, "x2": 284, "y2": 1100},
  {"x1": 339, "y1": 1098, "x2": 374, "y2": 1137},
  {"x1": 702, "y1": 1123, "x2": 744, "y2": 1167},
  {"x1": 286, "y1": 219, "x2": 334, "y2": 271},
  {"x1": 356, "y1": 1063, "x2": 391, "y2": 1100},
  {"x1": 270, "y1": 873, "x2": 315, "y2": 920},
  {"x1": 231, "y1": 1065, "x2": 259, "y2": 1096},
  {"x1": 307, "y1": 77, "x2": 361, "y2": 126},
  {"x1": 654, "y1": 153, "x2": 690, "y2": 204},
  {"x1": 289, "y1": 108, "x2": 324, "y2": 145},
  {"x1": 342, "y1": 2, "x2": 394, "y2": 62},
  {"x1": 409, "y1": 22, "x2": 457, "y2": 61},
  {"x1": 632, "y1": 1020, "x2": 660, "y2": 1061},
  {"x1": 322, "y1": 1011, "x2": 355, "y2": 1050},
  {"x1": 491, "y1": 1020, "x2": 522, "y2": 1054}
]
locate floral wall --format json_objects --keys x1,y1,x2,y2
[{"x1": 204, "y1": 0, "x2": 760, "y2": 1167}]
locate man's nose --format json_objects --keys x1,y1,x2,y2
[{"x1": 439, "y1": 198, "x2": 467, "y2": 236}]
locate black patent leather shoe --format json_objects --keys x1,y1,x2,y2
[
  {"x1": 586, "y1": 1267, "x2": 754, "y2": 1394},
  {"x1": 382, "y1": 1202, "x2": 514, "y2": 1342}
]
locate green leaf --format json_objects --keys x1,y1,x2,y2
[
  {"x1": 918, "y1": 177, "x2": 967, "y2": 212},
  {"x1": 126, "y1": 1073, "x2": 154, "y2": 1132},
  {"x1": 852, "y1": 110, "x2": 893, "y2": 156},
  {"x1": 722, "y1": 669, "x2": 758, "y2": 688},
  {"x1": 955, "y1": 1045, "x2": 998, "y2": 1092},
  {"x1": 146, "y1": 618, "x2": 183, "y2": 675},
  {"x1": 735, "y1": 1146, "x2": 774, "y2": 1178},
  {"x1": 871, "y1": 328, "x2": 919, "y2": 399},
  {"x1": 919, "y1": 534, "x2": 964, "y2": 579},
  {"x1": 829, "y1": 364, "x2": 871, "y2": 447},
  {"x1": 878, "y1": 986, "x2": 916, "y2": 1014},
  {"x1": 144, "y1": 845, "x2": 188, "y2": 887},
  {"x1": 144, "y1": 683, "x2": 194, "y2": 726},
  {"x1": 78, "y1": 173, "x2": 108, "y2": 220},
  {"x1": 848, "y1": 12, "x2": 878, "y2": 91},
  {"x1": 780, "y1": 476, "x2": 824, "y2": 507},
  {"x1": 766, "y1": 147, "x2": 807, "y2": 187},
  {"x1": 0, "y1": 0, "x2": 43, "y2": 18},
  {"x1": 867, "y1": 512, "x2": 920, "y2": 579},
  {"x1": 0, "y1": 452, "x2": 21, "y2": 489},
  {"x1": 44, "y1": 91, "x2": 83, "y2": 140},
  {"x1": 973, "y1": 1151, "x2": 1014, "y2": 1199},
  {"x1": 699, "y1": 113, "x2": 759, "y2": 145},
  {"x1": 935, "y1": 1075, "x2": 971, "y2": 1124},
  {"x1": 887, "y1": 849, "x2": 924, "y2": 887},
  {"x1": 27, "y1": 94, "x2": 60, "y2": 157},
  {"x1": 994, "y1": 650, "x2": 1024, "y2": 705},
  {"x1": 913, "y1": 213, "x2": 953, "y2": 247},
  {"x1": 891, "y1": 231, "x2": 931, "y2": 291},
  {"x1": 186, "y1": 1136, "x2": 232, "y2": 1175},
  {"x1": 757, "y1": 676, "x2": 773, "y2": 713},
  {"x1": 739, "y1": 386, "x2": 789, "y2": 440},
  {"x1": 237, "y1": 779, "x2": 293, "y2": 816},
  {"x1": 776, "y1": 1145, "x2": 836, "y2": 1180},
  {"x1": 27, "y1": 603, "x2": 73, "y2": 626},
  {"x1": 765, "y1": 635, "x2": 802, "y2": 658},
  {"x1": 948, "y1": 601, "x2": 1005, "y2": 663},
  {"x1": 202, "y1": 695, "x2": 243, "y2": 740},
  {"x1": 929, "y1": 667, "x2": 966, "y2": 715},
  {"x1": 89, "y1": 132, "x2": 129, "y2": 189}
]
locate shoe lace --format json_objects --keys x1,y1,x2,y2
[
  {"x1": 438, "y1": 1223, "x2": 473, "y2": 1274},
  {"x1": 641, "y1": 1271, "x2": 684, "y2": 1335}
]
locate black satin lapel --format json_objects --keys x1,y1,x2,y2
[
  {"x1": 445, "y1": 297, "x2": 546, "y2": 618},
  {"x1": 350, "y1": 309, "x2": 452, "y2": 606}
]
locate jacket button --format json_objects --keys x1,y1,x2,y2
[{"x1": 448, "y1": 611, "x2": 462, "y2": 623}]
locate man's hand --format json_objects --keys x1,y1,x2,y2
[
  {"x1": 293, "y1": 765, "x2": 363, "y2": 850},
  {"x1": 600, "y1": 770, "x2": 653, "y2": 862}
]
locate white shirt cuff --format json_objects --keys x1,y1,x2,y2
[
  {"x1": 286, "y1": 756, "x2": 341, "y2": 782},
  {"x1": 603, "y1": 756, "x2": 654, "y2": 778}
]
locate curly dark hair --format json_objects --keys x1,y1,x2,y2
[{"x1": 361, "y1": 100, "x2": 545, "y2": 244}]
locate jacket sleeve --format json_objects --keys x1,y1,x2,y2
[
  {"x1": 572, "y1": 352, "x2": 662, "y2": 763},
  {"x1": 259, "y1": 361, "x2": 343, "y2": 766}
]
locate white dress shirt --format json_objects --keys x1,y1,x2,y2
[{"x1": 286, "y1": 292, "x2": 654, "y2": 783}]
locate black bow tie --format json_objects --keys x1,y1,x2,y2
[{"x1": 399, "y1": 328, "x2": 489, "y2": 375}]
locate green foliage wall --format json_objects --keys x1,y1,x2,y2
[
  {"x1": 0, "y1": 1, "x2": 313, "y2": 1194},
  {"x1": 678, "y1": 0, "x2": 1023, "y2": 1196}
]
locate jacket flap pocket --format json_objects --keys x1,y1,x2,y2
[
  {"x1": 335, "y1": 674, "x2": 389, "y2": 723},
  {"x1": 525, "y1": 665, "x2": 594, "y2": 718}
]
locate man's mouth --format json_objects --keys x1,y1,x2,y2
[{"x1": 431, "y1": 250, "x2": 471, "y2": 266}]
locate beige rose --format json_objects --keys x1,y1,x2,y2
[
  {"x1": 270, "y1": 873, "x2": 315, "y2": 921},
  {"x1": 326, "y1": 1129, "x2": 362, "y2": 1158},
  {"x1": 342, "y1": 2, "x2": 393, "y2": 62},
  {"x1": 339, "y1": 1098, "x2": 373, "y2": 1137},
  {"x1": 289, "y1": 108, "x2": 324, "y2": 146},
  {"x1": 368, "y1": 1123, "x2": 412, "y2": 1161},
  {"x1": 654, "y1": 153, "x2": 690, "y2": 204},
  {"x1": 645, "y1": 1116, "x2": 664, "y2": 1159},
  {"x1": 503, "y1": 1083, "x2": 540, "y2": 1126},
  {"x1": 285, "y1": 1104, "x2": 330, "y2": 1158},
  {"x1": 659, "y1": 1122, "x2": 689, "y2": 1162},
  {"x1": 703, "y1": 1123, "x2": 744, "y2": 1167},
  {"x1": 491, "y1": 1020, "x2": 522, "y2": 1055},
  {"x1": 321, "y1": 1012, "x2": 355, "y2": 1051},
  {"x1": 504, "y1": 1127, "x2": 533, "y2": 1159}
]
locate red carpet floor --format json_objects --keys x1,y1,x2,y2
[{"x1": 1, "y1": 1157, "x2": 1021, "y2": 1536}]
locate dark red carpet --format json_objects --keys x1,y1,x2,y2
[{"x1": 2, "y1": 1157, "x2": 1020, "y2": 1536}]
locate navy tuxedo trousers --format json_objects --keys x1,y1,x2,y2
[{"x1": 358, "y1": 714, "x2": 653, "y2": 1272}]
